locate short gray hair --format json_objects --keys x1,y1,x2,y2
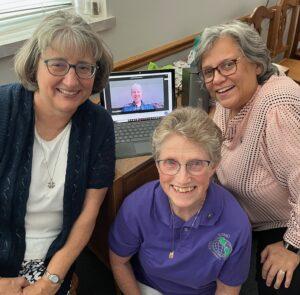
[
  {"x1": 152, "y1": 107, "x2": 223, "y2": 165},
  {"x1": 131, "y1": 83, "x2": 142, "y2": 91},
  {"x1": 195, "y1": 20, "x2": 278, "y2": 85},
  {"x1": 14, "y1": 10, "x2": 113, "y2": 93}
]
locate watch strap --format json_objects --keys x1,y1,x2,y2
[{"x1": 284, "y1": 241, "x2": 300, "y2": 255}]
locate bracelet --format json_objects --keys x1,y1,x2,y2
[{"x1": 284, "y1": 241, "x2": 300, "y2": 255}]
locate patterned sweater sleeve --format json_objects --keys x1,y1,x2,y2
[{"x1": 264, "y1": 103, "x2": 300, "y2": 247}]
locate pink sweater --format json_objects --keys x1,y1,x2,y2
[{"x1": 213, "y1": 75, "x2": 300, "y2": 248}]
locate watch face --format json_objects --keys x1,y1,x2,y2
[{"x1": 49, "y1": 274, "x2": 60, "y2": 284}]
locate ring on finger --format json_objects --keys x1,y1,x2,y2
[{"x1": 278, "y1": 269, "x2": 286, "y2": 275}]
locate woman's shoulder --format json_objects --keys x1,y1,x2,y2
[
  {"x1": 80, "y1": 99, "x2": 112, "y2": 119},
  {"x1": 121, "y1": 180, "x2": 160, "y2": 212},
  {"x1": 74, "y1": 99, "x2": 114, "y2": 134},
  {"x1": 0, "y1": 82, "x2": 22, "y2": 92},
  {"x1": 0, "y1": 83, "x2": 31, "y2": 102},
  {"x1": 258, "y1": 75, "x2": 300, "y2": 109},
  {"x1": 0, "y1": 83, "x2": 33, "y2": 122}
]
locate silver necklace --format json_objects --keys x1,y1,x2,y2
[
  {"x1": 168, "y1": 201, "x2": 202, "y2": 259},
  {"x1": 37, "y1": 124, "x2": 70, "y2": 189}
]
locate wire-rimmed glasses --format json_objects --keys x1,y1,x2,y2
[
  {"x1": 200, "y1": 57, "x2": 242, "y2": 83},
  {"x1": 156, "y1": 159, "x2": 211, "y2": 176},
  {"x1": 44, "y1": 59, "x2": 98, "y2": 79}
]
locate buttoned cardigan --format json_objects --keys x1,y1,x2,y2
[{"x1": 0, "y1": 84, "x2": 115, "y2": 284}]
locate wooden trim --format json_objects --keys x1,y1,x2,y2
[{"x1": 113, "y1": 33, "x2": 199, "y2": 71}]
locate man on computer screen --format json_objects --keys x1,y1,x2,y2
[{"x1": 122, "y1": 83, "x2": 156, "y2": 112}]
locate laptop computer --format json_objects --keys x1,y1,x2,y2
[{"x1": 102, "y1": 69, "x2": 176, "y2": 159}]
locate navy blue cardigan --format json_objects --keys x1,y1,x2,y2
[{"x1": 0, "y1": 84, "x2": 115, "y2": 290}]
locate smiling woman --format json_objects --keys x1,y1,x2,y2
[
  {"x1": 34, "y1": 46, "x2": 97, "y2": 118},
  {"x1": 201, "y1": 36, "x2": 261, "y2": 116},
  {"x1": 0, "y1": 10, "x2": 115, "y2": 295},
  {"x1": 196, "y1": 20, "x2": 300, "y2": 295},
  {"x1": 109, "y1": 107, "x2": 252, "y2": 295}
]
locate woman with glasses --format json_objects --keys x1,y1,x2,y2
[
  {"x1": 109, "y1": 107, "x2": 251, "y2": 295},
  {"x1": 0, "y1": 11, "x2": 115, "y2": 295},
  {"x1": 196, "y1": 20, "x2": 300, "y2": 294}
]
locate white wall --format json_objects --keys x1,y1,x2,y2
[
  {"x1": 103, "y1": 0, "x2": 276, "y2": 61},
  {"x1": 0, "y1": 0, "x2": 277, "y2": 83},
  {"x1": 0, "y1": 55, "x2": 15, "y2": 84}
]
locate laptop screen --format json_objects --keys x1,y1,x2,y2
[{"x1": 102, "y1": 69, "x2": 175, "y2": 123}]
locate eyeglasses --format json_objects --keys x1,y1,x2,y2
[
  {"x1": 200, "y1": 57, "x2": 242, "y2": 83},
  {"x1": 44, "y1": 59, "x2": 98, "y2": 79},
  {"x1": 156, "y1": 159, "x2": 211, "y2": 176}
]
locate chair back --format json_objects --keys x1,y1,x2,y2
[
  {"x1": 274, "y1": 0, "x2": 300, "y2": 58},
  {"x1": 239, "y1": 5, "x2": 279, "y2": 57},
  {"x1": 290, "y1": 5, "x2": 300, "y2": 58}
]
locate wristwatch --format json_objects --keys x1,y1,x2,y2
[
  {"x1": 44, "y1": 270, "x2": 64, "y2": 285},
  {"x1": 284, "y1": 241, "x2": 300, "y2": 255}
]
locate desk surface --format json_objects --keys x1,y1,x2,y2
[
  {"x1": 278, "y1": 59, "x2": 300, "y2": 84},
  {"x1": 115, "y1": 155, "x2": 153, "y2": 180}
]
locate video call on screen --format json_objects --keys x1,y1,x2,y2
[{"x1": 104, "y1": 73, "x2": 172, "y2": 115}]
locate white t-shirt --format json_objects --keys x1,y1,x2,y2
[{"x1": 24, "y1": 123, "x2": 71, "y2": 260}]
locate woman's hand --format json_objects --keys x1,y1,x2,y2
[
  {"x1": 261, "y1": 241, "x2": 300, "y2": 289},
  {"x1": 0, "y1": 277, "x2": 29, "y2": 295},
  {"x1": 22, "y1": 277, "x2": 60, "y2": 295}
]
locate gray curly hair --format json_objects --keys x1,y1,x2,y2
[{"x1": 195, "y1": 20, "x2": 278, "y2": 85}]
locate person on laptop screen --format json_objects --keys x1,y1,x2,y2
[
  {"x1": 109, "y1": 107, "x2": 251, "y2": 295},
  {"x1": 122, "y1": 83, "x2": 157, "y2": 112}
]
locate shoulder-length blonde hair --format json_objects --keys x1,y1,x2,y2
[{"x1": 14, "y1": 10, "x2": 113, "y2": 93}]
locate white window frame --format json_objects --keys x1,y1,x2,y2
[
  {"x1": 0, "y1": 1, "x2": 73, "y2": 19},
  {"x1": 0, "y1": 1, "x2": 115, "y2": 59}
]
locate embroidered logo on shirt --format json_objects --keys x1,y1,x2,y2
[{"x1": 209, "y1": 233, "x2": 232, "y2": 260}]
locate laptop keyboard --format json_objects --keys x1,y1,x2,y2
[{"x1": 114, "y1": 120, "x2": 160, "y2": 143}]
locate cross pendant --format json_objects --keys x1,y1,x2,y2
[
  {"x1": 169, "y1": 251, "x2": 174, "y2": 259},
  {"x1": 48, "y1": 180, "x2": 55, "y2": 189}
]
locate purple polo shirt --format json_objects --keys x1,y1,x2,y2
[{"x1": 109, "y1": 180, "x2": 251, "y2": 295}]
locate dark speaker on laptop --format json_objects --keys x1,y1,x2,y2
[{"x1": 181, "y1": 67, "x2": 210, "y2": 112}]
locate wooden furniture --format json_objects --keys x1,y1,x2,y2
[
  {"x1": 275, "y1": 0, "x2": 300, "y2": 83},
  {"x1": 114, "y1": 34, "x2": 197, "y2": 71},
  {"x1": 275, "y1": 0, "x2": 300, "y2": 58},
  {"x1": 290, "y1": 11, "x2": 300, "y2": 59},
  {"x1": 239, "y1": 5, "x2": 279, "y2": 57},
  {"x1": 277, "y1": 57, "x2": 300, "y2": 80},
  {"x1": 240, "y1": 3, "x2": 299, "y2": 80},
  {"x1": 239, "y1": 5, "x2": 289, "y2": 75},
  {"x1": 89, "y1": 156, "x2": 159, "y2": 267}
]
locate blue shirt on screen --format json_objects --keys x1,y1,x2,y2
[
  {"x1": 109, "y1": 180, "x2": 251, "y2": 295},
  {"x1": 122, "y1": 101, "x2": 156, "y2": 112}
]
